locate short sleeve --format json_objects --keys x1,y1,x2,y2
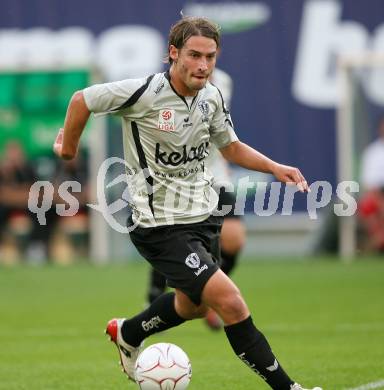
[{"x1": 83, "y1": 77, "x2": 147, "y2": 115}]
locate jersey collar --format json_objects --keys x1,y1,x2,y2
[{"x1": 164, "y1": 70, "x2": 199, "y2": 111}]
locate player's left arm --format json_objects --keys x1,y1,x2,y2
[{"x1": 220, "y1": 140, "x2": 310, "y2": 193}]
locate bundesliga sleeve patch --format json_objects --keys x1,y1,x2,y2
[{"x1": 157, "y1": 109, "x2": 175, "y2": 132}]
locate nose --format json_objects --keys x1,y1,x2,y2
[{"x1": 198, "y1": 58, "x2": 208, "y2": 72}]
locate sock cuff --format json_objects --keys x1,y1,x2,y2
[
  {"x1": 224, "y1": 315, "x2": 253, "y2": 335},
  {"x1": 161, "y1": 292, "x2": 186, "y2": 324},
  {"x1": 220, "y1": 250, "x2": 238, "y2": 275},
  {"x1": 224, "y1": 316, "x2": 260, "y2": 353}
]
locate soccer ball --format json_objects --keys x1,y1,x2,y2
[{"x1": 134, "y1": 343, "x2": 192, "y2": 390}]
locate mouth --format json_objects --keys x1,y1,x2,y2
[{"x1": 192, "y1": 75, "x2": 207, "y2": 81}]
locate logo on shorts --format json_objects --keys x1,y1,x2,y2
[
  {"x1": 185, "y1": 252, "x2": 200, "y2": 269},
  {"x1": 194, "y1": 264, "x2": 208, "y2": 276}
]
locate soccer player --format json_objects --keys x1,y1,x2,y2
[
  {"x1": 358, "y1": 116, "x2": 384, "y2": 252},
  {"x1": 146, "y1": 68, "x2": 245, "y2": 331},
  {"x1": 53, "y1": 17, "x2": 321, "y2": 390}
]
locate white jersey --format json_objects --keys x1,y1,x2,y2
[
  {"x1": 206, "y1": 68, "x2": 234, "y2": 185},
  {"x1": 84, "y1": 71, "x2": 238, "y2": 227}
]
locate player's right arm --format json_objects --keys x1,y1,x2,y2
[
  {"x1": 53, "y1": 77, "x2": 150, "y2": 160},
  {"x1": 53, "y1": 91, "x2": 90, "y2": 160}
]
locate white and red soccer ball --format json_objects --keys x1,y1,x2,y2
[{"x1": 134, "y1": 343, "x2": 192, "y2": 390}]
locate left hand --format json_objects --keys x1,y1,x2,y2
[
  {"x1": 53, "y1": 128, "x2": 64, "y2": 158},
  {"x1": 272, "y1": 163, "x2": 310, "y2": 193}
]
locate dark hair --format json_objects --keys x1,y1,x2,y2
[{"x1": 166, "y1": 17, "x2": 221, "y2": 64}]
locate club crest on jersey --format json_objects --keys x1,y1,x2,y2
[
  {"x1": 198, "y1": 100, "x2": 210, "y2": 123},
  {"x1": 158, "y1": 109, "x2": 175, "y2": 132},
  {"x1": 198, "y1": 100, "x2": 209, "y2": 116}
]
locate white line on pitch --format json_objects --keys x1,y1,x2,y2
[{"x1": 345, "y1": 379, "x2": 384, "y2": 390}]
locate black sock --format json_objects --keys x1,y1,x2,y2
[
  {"x1": 147, "y1": 269, "x2": 167, "y2": 303},
  {"x1": 220, "y1": 250, "x2": 238, "y2": 275},
  {"x1": 121, "y1": 292, "x2": 186, "y2": 347},
  {"x1": 224, "y1": 316, "x2": 294, "y2": 390}
]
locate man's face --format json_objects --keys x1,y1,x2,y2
[{"x1": 169, "y1": 35, "x2": 217, "y2": 95}]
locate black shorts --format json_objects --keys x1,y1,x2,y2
[{"x1": 129, "y1": 215, "x2": 223, "y2": 305}]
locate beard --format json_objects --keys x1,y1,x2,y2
[
  {"x1": 171, "y1": 63, "x2": 212, "y2": 95},
  {"x1": 187, "y1": 70, "x2": 212, "y2": 91},
  {"x1": 188, "y1": 77, "x2": 207, "y2": 91}
]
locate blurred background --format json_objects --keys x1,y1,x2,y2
[{"x1": 1, "y1": 0, "x2": 384, "y2": 265}]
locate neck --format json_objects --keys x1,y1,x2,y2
[{"x1": 169, "y1": 66, "x2": 197, "y2": 97}]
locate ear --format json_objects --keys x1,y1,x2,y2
[{"x1": 169, "y1": 45, "x2": 179, "y2": 63}]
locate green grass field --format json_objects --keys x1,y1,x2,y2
[{"x1": 1, "y1": 258, "x2": 383, "y2": 390}]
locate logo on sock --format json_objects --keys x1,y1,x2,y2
[
  {"x1": 238, "y1": 352, "x2": 267, "y2": 380},
  {"x1": 141, "y1": 316, "x2": 165, "y2": 332},
  {"x1": 266, "y1": 359, "x2": 279, "y2": 372}
]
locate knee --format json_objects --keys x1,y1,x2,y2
[
  {"x1": 222, "y1": 234, "x2": 244, "y2": 255},
  {"x1": 221, "y1": 220, "x2": 246, "y2": 254},
  {"x1": 202, "y1": 271, "x2": 250, "y2": 324},
  {"x1": 214, "y1": 290, "x2": 249, "y2": 323}
]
